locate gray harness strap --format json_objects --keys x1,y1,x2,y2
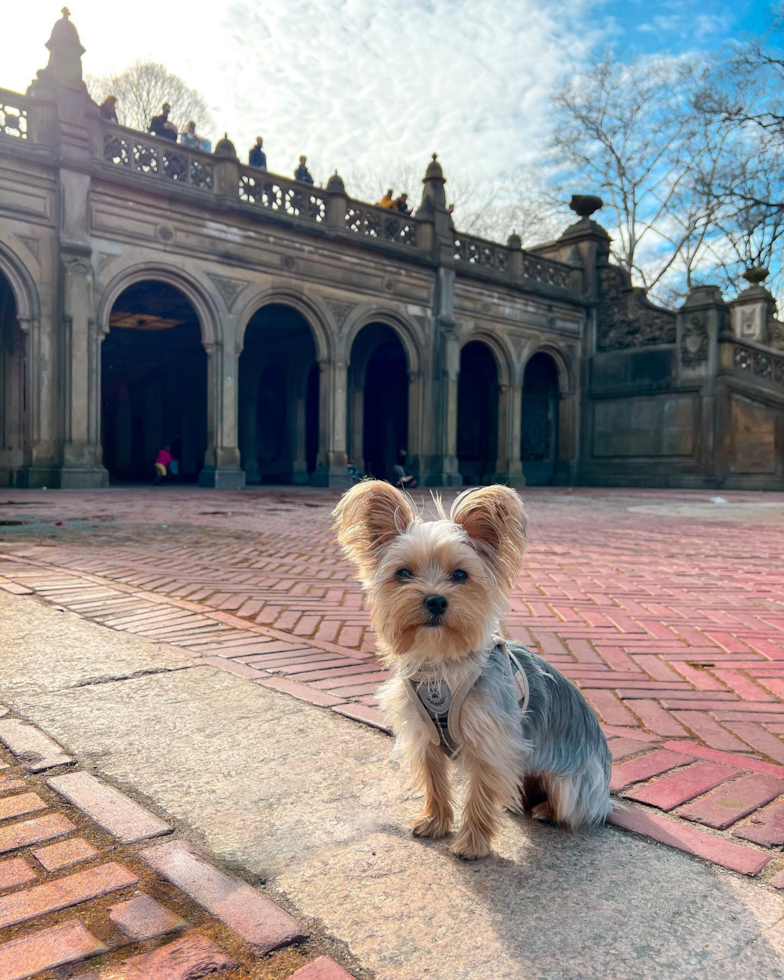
[{"x1": 406, "y1": 639, "x2": 530, "y2": 756}]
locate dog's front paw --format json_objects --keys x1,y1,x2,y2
[
  {"x1": 412, "y1": 811, "x2": 453, "y2": 839},
  {"x1": 450, "y1": 830, "x2": 492, "y2": 860}
]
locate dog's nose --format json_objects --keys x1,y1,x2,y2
[{"x1": 424, "y1": 594, "x2": 448, "y2": 616}]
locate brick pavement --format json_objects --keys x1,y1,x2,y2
[
  {"x1": 1, "y1": 486, "x2": 784, "y2": 886},
  {"x1": 0, "y1": 704, "x2": 361, "y2": 980}
]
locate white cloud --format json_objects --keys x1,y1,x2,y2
[{"x1": 5, "y1": 0, "x2": 608, "y2": 192}]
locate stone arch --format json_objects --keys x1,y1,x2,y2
[
  {"x1": 522, "y1": 342, "x2": 574, "y2": 395},
  {"x1": 343, "y1": 306, "x2": 422, "y2": 375},
  {"x1": 236, "y1": 288, "x2": 332, "y2": 362},
  {"x1": 521, "y1": 346, "x2": 568, "y2": 486},
  {"x1": 458, "y1": 330, "x2": 512, "y2": 387},
  {"x1": 0, "y1": 242, "x2": 40, "y2": 329},
  {"x1": 98, "y1": 263, "x2": 220, "y2": 346},
  {"x1": 456, "y1": 337, "x2": 502, "y2": 484}
]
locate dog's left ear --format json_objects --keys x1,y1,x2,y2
[
  {"x1": 333, "y1": 480, "x2": 417, "y2": 579},
  {"x1": 451, "y1": 486, "x2": 527, "y2": 586}
]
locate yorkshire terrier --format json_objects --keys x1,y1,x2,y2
[{"x1": 333, "y1": 481, "x2": 612, "y2": 860}]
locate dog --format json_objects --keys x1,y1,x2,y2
[{"x1": 333, "y1": 481, "x2": 612, "y2": 860}]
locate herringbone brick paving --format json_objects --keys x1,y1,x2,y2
[{"x1": 1, "y1": 486, "x2": 784, "y2": 884}]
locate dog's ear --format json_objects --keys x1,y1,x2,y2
[
  {"x1": 450, "y1": 486, "x2": 527, "y2": 587},
  {"x1": 333, "y1": 480, "x2": 417, "y2": 578}
]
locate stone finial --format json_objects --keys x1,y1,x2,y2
[
  {"x1": 507, "y1": 230, "x2": 522, "y2": 250},
  {"x1": 569, "y1": 195, "x2": 603, "y2": 221},
  {"x1": 326, "y1": 170, "x2": 345, "y2": 193},
  {"x1": 213, "y1": 133, "x2": 237, "y2": 159},
  {"x1": 31, "y1": 5, "x2": 86, "y2": 92},
  {"x1": 742, "y1": 266, "x2": 769, "y2": 286},
  {"x1": 420, "y1": 153, "x2": 447, "y2": 210}
]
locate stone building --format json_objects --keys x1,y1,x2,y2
[{"x1": 1, "y1": 11, "x2": 782, "y2": 490}]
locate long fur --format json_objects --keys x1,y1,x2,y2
[{"x1": 333, "y1": 480, "x2": 612, "y2": 860}]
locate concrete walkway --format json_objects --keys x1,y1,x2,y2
[{"x1": 1, "y1": 591, "x2": 783, "y2": 980}]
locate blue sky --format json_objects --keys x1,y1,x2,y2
[{"x1": 5, "y1": 1, "x2": 780, "y2": 192}]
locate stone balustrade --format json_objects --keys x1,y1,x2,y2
[
  {"x1": 0, "y1": 89, "x2": 31, "y2": 140},
  {"x1": 723, "y1": 337, "x2": 784, "y2": 388}
]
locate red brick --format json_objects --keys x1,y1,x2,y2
[
  {"x1": 732, "y1": 803, "x2": 784, "y2": 847},
  {"x1": 0, "y1": 813, "x2": 75, "y2": 855},
  {"x1": 203, "y1": 656, "x2": 263, "y2": 679},
  {"x1": 610, "y1": 750, "x2": 694, "y2": 793},
  {"x1": 258, "y1": 677, "x2": 344, "y2": 708},
  {"x1": 624, "y1": 761, "x2": 739, "y2": 811},
  {"x1": 0, "y1": 721, "x2": 73, "y2": 772},
  {"x1": 0, "y1": 777, "x2": 27, "y2": 795},
  {"x1": 0, "y1": 920, "x2": 107, "y2": 980},
  {"x1": 609, "y1": 806, "x2": 771, "y2": 875},
  {"x1": 0, "y1": 863, "x2": 138, "y2": 929},
  {"x1": 140, "y1": 840, "x2": 304, "y2": 954},
  {"x1": 677, "y1": 773, "x2": 784, "y2": 830},
  {"x1": 287, "y1": 956, "x2": 357, "y2": 979},
  {"x1": 723, "y1": 722, "x2": 784, "y2": 764},
  {"x1": 32, "y1": 838, "x2": 98, "y2": 872},
  {"x1": 109, "y1": 893, "x2": 186, "y2": 940},
  {"x1": 627, "y1": 700, "x2": 688, "y2": 737},
  {"x1": 0, "y1": 793, "x2": 47, "y2": 823},
  {"x1": 47, "y1": 772, "x2": 171, "y2": 844},
  {"x1": 104, "y1": 933, "x2": 234, "y2": 979},
  {"x1": 770, "y1": 869, "x2": 784, "y2": 889},
  {"x1": 608, "y1": 738, "x2": 654, "y2": 762},
  {"x1": 332, "y1": 704, "x2": 392, "y2": 733},
  {"x1": 670, "y1": 712, "x2": 750, "y2": 752},
  {"x1": 584, "y1": 690, "x2": 638, "y2": 727},
  {"x1": 0, "y1": 858, "x2": 35, "y2": 890},
  {"x1": 663, "y1": 741, "x2": 784, "y2": 778}
]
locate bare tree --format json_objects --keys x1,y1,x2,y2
[
  {"x1": 551, "y1": 55, "x2": 708, "y2": 297},
  {"x1": 87, "y1": 62, "x2": 212, "y2": 135}
]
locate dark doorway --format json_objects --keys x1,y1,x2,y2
[
  {"x1": 0, "y1": 271, "x2": 26, "y2": 487},
  {"x1": 239, "y1": 304, "x2": 319, "y2": 484},
  {"x1": 349, "y1": 324, "x2": 408, "y2": 482},
  {"x1": 521, "y1": 352, "x2": 559, "y2": 485},
  {"x1": 457, "y1": 341, "x2": 498, "y2": 484},
  {"x1": 101, "y1": 282, "x2": 207, "y2": 483}
]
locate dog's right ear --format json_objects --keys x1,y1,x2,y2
[{"x1": 333, "y1": 480, "x2": 416, "y2": 578}]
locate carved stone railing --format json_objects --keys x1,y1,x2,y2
[
  {"x1": 344, "y1": 200, "x2": 420, "y2": 248},
  {"x1": 103, "y1": 125, "x2": 215, "y2": 192},
  {"x1": 724, "y1": 338, "x2": 784, "y2": 388},
  {"x1": 0, "y1": 89, "x2": 31, "y2": 140},
  {"x1": 238, "y1": 169, "x2": 327, "y2": 224},
  {"x1": 453, "y1": 232, "x2": 574, "y2": 292}
]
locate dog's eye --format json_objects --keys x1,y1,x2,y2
[
  {"x1": 451, "y1": 569, "x2": 468, "y2": 582},
  {"x1": 395, "y1": 569, "x2": 413, "y2": 581}
]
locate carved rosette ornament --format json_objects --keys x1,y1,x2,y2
[
  {"x1": 681, "y1": 314, "x2": 709, "y2": 367},
  {"x1": 595, "y1": 264, "x2": 676, "y2": 351}
]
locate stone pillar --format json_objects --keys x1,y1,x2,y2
[
  {"x1": 312, "y1": 358, "x2": 348, "y2": 487},
  {"x1": 291, "y1": 387, "x2": 308, "y2": 485},
  {"x1": 729, "y1": 268, "x2": 776, "y2": 345},
  {"x1": 676, "y1": 285, "x2": 728, "y2": 486},
  {"x1": 199, "y1": 341, "x2": 246, "y2": 488},
  {"x1": 499, "y1": 376, "x2": 525, "y2": 488},
  {"x1": 407, "y1": 370, "x2": 422, "y2": 476},
  {"x1": 350, "y1": 381, "x2": 365, "y2": 475},
  {"x1": 436, "y1": 326, "x2": 462, "y2": 486}
]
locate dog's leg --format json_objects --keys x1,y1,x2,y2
[
  {"x1": 411, "y1": 741, "x2": 453, "y2": 839},
  {"x1": 451, "y1": 748, "x2": 516, "y2": 860}
]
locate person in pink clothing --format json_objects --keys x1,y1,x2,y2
[{"x1": 153, "y1": 446, "x2": 172, "y2": 484}]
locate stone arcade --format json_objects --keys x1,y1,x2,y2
[{"x1": 1, "y1": 11, "x2": 783, "y2": 490}]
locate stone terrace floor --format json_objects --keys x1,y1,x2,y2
[{"x1": 1, "y1": 485, "x2": 784, "y2": 883}]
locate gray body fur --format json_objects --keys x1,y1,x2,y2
[{"x1": 475, "y1": 643, "x2": 613, "y2": 827}]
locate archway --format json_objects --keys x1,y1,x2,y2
[
  {"x1": 348, "y1": 323, "x2": 408, "y2": 482},
  {"x1": 101, "y1": 282, "x2": 208, "y2": 482},
  {"x1": 457, "y1": 341, "x2": 499, "y2": 485},
  {"x1": 239, "y1": 304, "x2": 319, "y2": 484},
  {"x1": 521, "y1": 352, "x2": 559, "y2": 485},
  {"x1": 0, "y1": 270, "x2": 27, "y2": 487}
]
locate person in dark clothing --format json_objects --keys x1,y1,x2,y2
[
  {"x1": 249, "y1": 136, "x2": 267, "y2": 170},
  {"x1": 294, "y1": 155, "x2": 313, "y2": 184},
  {"x1": 394, "y1": 192, "x2": 412, "y2": 215},
  {"x1": 149, "y1": 103, "x2": 177, "y2": 142},
  {"x1": 99, "y1": 95, "x2": 118, "y2": 122}
]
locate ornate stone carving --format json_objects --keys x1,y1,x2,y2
[
  {"x1": 383, "y1": 277, "x2": 395, "y2": 292},
  {"x1": 206, "y1": 273, "x2": 249, "y2": 311},
  {"x1": 681, "y1": 314, "x2": 709, "y2": 367},
  {"x1": 98, "y1": 252, "x2": 120, "y2": 275},
  {"x1": 281, "y1": 255, "x2": 296, "y2": 270},
  {"x1": 596, "y1": 264, "x2": 676, "y2": 351},
  {"x1": 324, "y1": 298, "x2": 355, "y2": 329},
  {"x1": 156, "y1": 224, "x2": 174, "y2": 243},
  {"x1": 509, "y1": 335, "x2": 528, "y2": 361},
  {"x1": 17, "y1": 236, "x2": 40, "y2": 263}
]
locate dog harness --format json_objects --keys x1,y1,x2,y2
[{"x1": 405, "y1": 639, "x2": 530, "y2": 757}]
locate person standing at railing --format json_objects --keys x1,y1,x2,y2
[
  {"x1": 394, "y1": 192, "x2": 412, "y2": 216},
  {"x1": 179, "y1": 120, "x2": 200, "y2": 150},
  {"x1": 149, "y1": 103, "x2": 178, "y2": 143},
  {"x1": 249, "y1": 136, "x2": 267, "y2": 170},
  {"x1": 99, "y1": 95, "x2": 118, "y2": 123},
  {"x1": 294, "y1": 155, "x2": 314, "y2": 184},
  {"x1": 378, "y1": 189, "x2": 395, "y2": 209}
]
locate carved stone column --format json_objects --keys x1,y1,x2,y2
[
  {"x1": 497, "y1": 379, "x2": 525, "y2": 487},
  {"x1": 291, "y1": 387, "x2": 309, "y2": 485},
  {"x1": 312, "y1": 358, "x2": 349, "y2": 487},
  {"x1": 437, "y1": 328, "x2": 462, "y2": 486},
  {"x1": 199, "y1": 340, "x2": 246, "y2": 488}
]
